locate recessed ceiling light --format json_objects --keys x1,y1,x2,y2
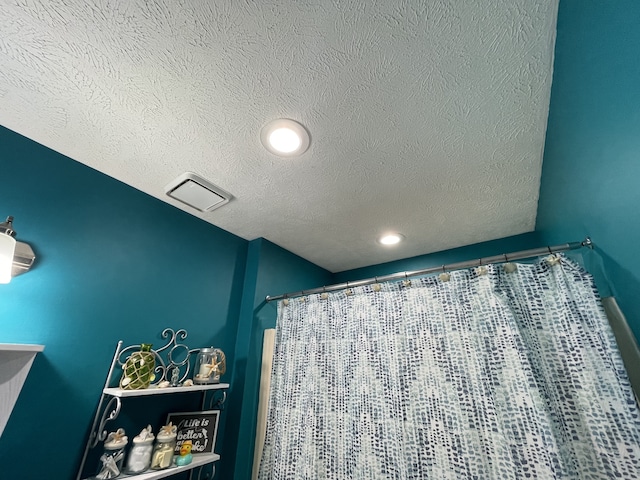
[
  {"x1": 378, "y1": 233, "x2": 405, "y2": 246},
  {"x1": 260, "y1": 119, "x2": 310, "y2": 157}
]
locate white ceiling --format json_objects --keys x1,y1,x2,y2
[{"x1": 0, "y1": 0, "x2": 558, "y2": 272}]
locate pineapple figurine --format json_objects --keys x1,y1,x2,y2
[{"x1": 120, "y1": 343, "x2": 156, "y2": 390}]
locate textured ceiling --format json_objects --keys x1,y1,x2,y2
[{"x1": 0, "y1": 0, "x2": 558, "y2": 272}]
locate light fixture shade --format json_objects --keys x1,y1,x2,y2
[
  {"x1": 260, "y1": 119, "x2": 310, "y2": 157},
  {"x1": 0, "y1": 216, "x2": 34, "y2": 282},
  {"x1": 0, "y1": 230, "x2": 16, "y2": 284}
]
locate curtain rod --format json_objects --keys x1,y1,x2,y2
[{"x1": 265, "y1": 237, "x2": 593, "y2": 302}]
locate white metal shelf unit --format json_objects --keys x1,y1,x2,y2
[{"x1": 76, "y1": 329, "x2": 228, "y2": 480}]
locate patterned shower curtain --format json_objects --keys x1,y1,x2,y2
[{"x1": 258, "y1": 256, "x2": 640, "y2": 479}]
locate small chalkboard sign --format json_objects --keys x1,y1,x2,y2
[{"x1": 166, "y1": 410, "x2": 220, "y2": 455}]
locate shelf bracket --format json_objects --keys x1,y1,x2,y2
[{"x1": 89, "y1": 396, "x2": 122, "y2": 448}]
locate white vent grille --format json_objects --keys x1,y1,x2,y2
[{"x1": 165, "y1": 173, "x2": 232, "y2": 212}]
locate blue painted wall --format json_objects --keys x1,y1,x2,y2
[
  {"x1": 228, "y1": 238, "x2": 332, "y2": 480},
  {"x1": 536, "y1": 0, "x2": 640, "y2": 341},
  {"x1": 0, "y1": 125, "x2": 248, "y2": 479}
]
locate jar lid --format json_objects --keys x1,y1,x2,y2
[
  {"x1": 157, "y1": 422, "x2": 177, "y2": 441},
  {"x1": 104, "y1": 428, "x2": 128, "y2": 449},
  {"x1": 133, "y1": 425, "x2": 155, "y2": 444},
  {"x1": 199, "y1": 347, "x2": 215, "y2": 353}
]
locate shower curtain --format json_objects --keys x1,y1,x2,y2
[{"x1": 258, "y1": 256, "x2": 640, "y2": 479}]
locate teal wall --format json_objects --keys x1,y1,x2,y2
[
  {"x1": 229, "y1": 238, "x2": 332, "y2": 480},
  {"x1": 536, "y1": 0, "x2": 640, "y2": 341},
  {"x1": 0, "y1": 125, "x2": 248, "y2": 479}
]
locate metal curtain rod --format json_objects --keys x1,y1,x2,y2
[{"x1": 265, "y1": 237, "x2": 593, "y2": 302}]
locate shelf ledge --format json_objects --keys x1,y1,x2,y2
[
  {"x1": 104, "y1": 382, "x2": 229, "y2": 398},
  {"x1": 0, "y1": 343, "x2": 45, "y2": 352},
  {"x1": 84, "y1": 452, "x2": 220, "y2": 480}
]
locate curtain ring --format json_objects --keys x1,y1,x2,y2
[
  {"x1": 503, "y1": 253, "x2": 517, "y2": 273},
  {"x1": 548, "y1": 246, "x2": 553, "y2": 254},
  {"x1": 345, "y1": 281, "x2": 353, "y2": 296},
  {"x1": 439, "y1": 266, "x2": 451, "y2": 282},
  {"x1": 373, "y1": 277, "x2": 381, "y2": 292},
  {"x1": 476, "y1": 258, "x2": 488, "y2": 276},
  {"x1": 547, "y1": 248, "x2": 561, "y2": 266}
]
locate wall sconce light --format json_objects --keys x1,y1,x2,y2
[{"x1": 0, "y1": 216, "x2": 35, "y2": 283}]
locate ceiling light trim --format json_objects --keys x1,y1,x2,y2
[{"x1": 260, "y1": 119, "x2": 310, "y2": 157}]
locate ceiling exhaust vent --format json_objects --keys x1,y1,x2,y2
[{"x1": 165, "y1": 172, "x2": 232, "y2": 212}]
